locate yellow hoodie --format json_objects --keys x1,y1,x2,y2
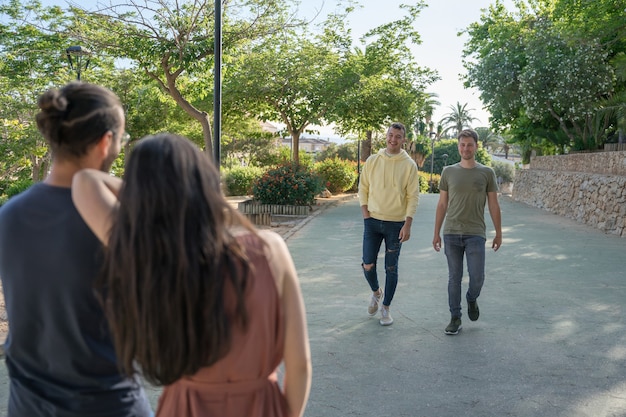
[{"x1": 358, "y1": 149, "x2": 419, "y2": 222}]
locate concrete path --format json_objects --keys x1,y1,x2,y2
[
  {"x1": 288, "y1": 194, "x2": 626, "y2": 417},
  {"x1": 1, "y1": 194, "x2": 625, "y2": 417}
]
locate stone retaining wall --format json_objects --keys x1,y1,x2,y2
[{"x1": 513, "y1": 151, "x2": 626, "y2": 237}]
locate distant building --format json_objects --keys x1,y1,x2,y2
[
  {"x1": 259, "y1": 121, "x2": 279, "y2": 134},
  {"x1": 261, "y1": 122, "x2": 336, "y2": 154},
  {"x1": 279, "y1": 137, "x2": 333, "y2": 154}
]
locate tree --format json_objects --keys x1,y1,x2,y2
[
  {"x1": 423, "y1": 138, "x2": 492, "y2": 177},
  {"x1": 405, "y1": 92, "x2": 440, "y2": 167},
  {"x1": 462, "y1": 1, "x2": 527, "y2": 131},
  {"x1": 0, "y1": 0, "x2": 78, "y2": 182},
  {"x1": 415, "y1": 92, "x2": 440, "y2": 135},
  {"x1": 72, "y1": 0, "x2": 298, "y2": 156},
  {"x1": 329, "y1": 2, "x2": 438, "y2": 161},
  {"x1": 463, "y1": 0, "x2": 625, "y2": 152},
  {"x1": 439, "y1": 102, "x2": 479, "y2": 136},
  {"x1": 223, "y1": 26, "x2": 346, "y2": 165},
  {"x1": 596, "y1": 52, "x2": 626, "y2": 144},
  {"x1": 475, "y1": 126, "x2": 502, "y2": 153},
  {"x1": 518, "y1": 18, "x2": 614, "y2": 150},
  {"x1": 220, "y1": 116, "x2": 278, "y2": 168}
]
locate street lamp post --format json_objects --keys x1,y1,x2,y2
[
  {"x1": 66, "y1": 45, "x2": 91, "y2": 80},
  {"x1": 429, "y1": 131, "x2": 437, "y2": 193},
  {"x1": 213, "y1": 0, "x2": 222, "y2": 166}
]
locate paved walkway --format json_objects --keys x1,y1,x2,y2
[
  {"x1": 288, "y1": 194, "x2": 626, "y2": 417},
  {"x1": 1, "y1": 194, "x2": 625, "y2": 417}
]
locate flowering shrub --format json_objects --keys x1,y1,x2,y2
[
  {"x1": 252, "y1": 163, "x2": 323, "y2": 206},
  {"x1": 222, "y1": 166, "x2": 264, "y2": 196},
  {"x1": 418, "y1": 171, "x2": 439, "y2": 193},
  {"x1": 314, "y1": 157, "x2": 358, "y2": 193}
]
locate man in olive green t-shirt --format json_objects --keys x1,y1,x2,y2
[{"x1": 433, "y1": 128, "x2": 502, "y2": 335}]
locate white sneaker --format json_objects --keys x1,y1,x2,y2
[
  {"x1": 379, "y1": 306, "x2": 393, "y2": 326},
  {"x1": 368, "y1": 291, "x2": 383, "y2": 316}
]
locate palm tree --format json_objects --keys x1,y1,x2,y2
[
  {"x1": 407, "y1": 92, "x2": 440, "y2": 168},
  {"x1": 421, "y1": 92, "x2": 441, "y2": 133},
  {"x1": 440, "y1": 102, "x2": 480, "y2": 136},
  {"x1": 410, "y1": 92, "x2": 440, "y2": 137},
  {"x1": 475, "y1": 127, "x2": 502, "y2": 153}
]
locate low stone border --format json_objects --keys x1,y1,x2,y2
[{"x1": 237, "y1": 200, "x2": 311, "y2": 226}]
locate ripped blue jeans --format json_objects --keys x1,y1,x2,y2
[{"x1": 362, "y1": 218, "x2": 404, "y2": 307}]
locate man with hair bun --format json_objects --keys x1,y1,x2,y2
[{"x1": 0, "y1": 82, "x2": 151, "y2": 416}]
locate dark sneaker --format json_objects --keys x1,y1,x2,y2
[
  {"x1": 444, "y1": 317, "x2": 462, "y2": 335},
  {"x1": 468, "y1": 300, "x2": 480, "y2": 321}
]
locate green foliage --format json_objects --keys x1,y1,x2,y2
[
  {"x1": 421, "y1": 139, "x2": 492, "y2": 186},
  {"x1": 315, "y1": 142, "x2": 358, "y2": 162},
  {"x1": 4, "y1": 178, "x2": 33, "y2": 198},
  {"x1": 252, "y1": 163, "x2": 323, "y2": 206},
  {"x1": 224, "y1": 27, "x2": 346, "y2": 165},
  {"x1": 314, "y1": 157, "x2": 358, "y2": 193},
  {"x1": 463, "y1": 0, "x2": 624, "y2": 151},
  {"x1": 72, "y1": 0, "x2": 299, "y2": 155},
  {"x1": 222, "y1": 166, "x2": 264, "y2": 196},
  {"x1": 329, "y1": 3, "x2": 439, "y2": 141},
  {"x1": 518, "y1": 20, "x2": 613, "y2": 150},
  {"x1": 257, "y1": 146, "x2": 314, "y2": 170},
  {"x1": 417, "y1": 171, "x2": 431, "y2": 194},
  {"x1": 440, "y1": 102, "x2": 480, "y2": 135},
  {"x1": 492, "y1": 161, "x2": 515, "y2": 183},
  {"x1": 220, "y1": 117, "x2": 278, "y2": 168},
  {"x1": 0, "y1": 0, "x2": 75, "y2": 182}
]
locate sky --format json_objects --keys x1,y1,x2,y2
[{"x1": 298, "y1": 0, "x2": 518, "y2": 137}]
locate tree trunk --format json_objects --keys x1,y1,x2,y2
[
  {"x1": 292, "y1": 131, "x2": 300, "y2": 165},
  {"x1": 151, "y1": 57, "x2": 214, "y2": 156},
  {"x1": 30, "y1": 151, "x2": 49, "y2": 182},
  {"x1": 31, "y1": 160, "x2": 40, "y2": 183},
  {"x1": 199, "y1": 114, "x2": 214, "y2": 156},
  {"x1": 362, "y1": 130, "x2": 373, "y2": 160}
]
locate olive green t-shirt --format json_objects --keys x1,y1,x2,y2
[{"x1": 439, "y1": 162, "x2": 498, "y2": 238}]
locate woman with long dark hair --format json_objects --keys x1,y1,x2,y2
[{"x1": 71, "y1": 133, "x2": 311, "y2": 417}]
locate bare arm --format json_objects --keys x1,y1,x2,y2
[
  {"x1": 71, "y1": 168, "x2": 121, "y2": 245},
  {"x1": 260, "y1": 231, "x2": 312, "y2": 417},
  {"x1": 487, "y1": 191, "x2": 502, "y2": 251},
  {"x1": 432, "y1": 190, "x2": 448, "y2": 252}
]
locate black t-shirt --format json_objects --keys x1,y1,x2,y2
[{"x1": 0, "y1": 183, "x2": 151, "y2": 416}]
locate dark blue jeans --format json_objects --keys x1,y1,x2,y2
[
  {"x1": 362, "y1": 218, "x2": 404, "y2": 307},
  {"x1": 444, "y1": 234, "x2": 486, "y2": 318}
]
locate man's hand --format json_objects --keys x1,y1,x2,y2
[
  {"x1": 398, "y1": 223, "x2": 411, "y2": 243},
  {"x1": 492, "y1": 235, "x2": 502, "y2": 251},
  {"x1": 432, "y1": 235, "x2": 442, "y2": 252}
]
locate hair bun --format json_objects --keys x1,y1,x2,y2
[{"x1": 38, "y1": 89, "x2": 68, "y2": 115}]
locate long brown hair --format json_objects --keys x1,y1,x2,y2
[{"x1": 101, "y1": 133, "x2": 255, "y2": 385}]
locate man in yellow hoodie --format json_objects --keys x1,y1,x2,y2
[{"x1": 358, "y1": 122, "x2": 420, "y2": 326}]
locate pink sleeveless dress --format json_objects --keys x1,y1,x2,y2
[{"x1": 155, "y1": 233, "x2": 289, "y2": 417}]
